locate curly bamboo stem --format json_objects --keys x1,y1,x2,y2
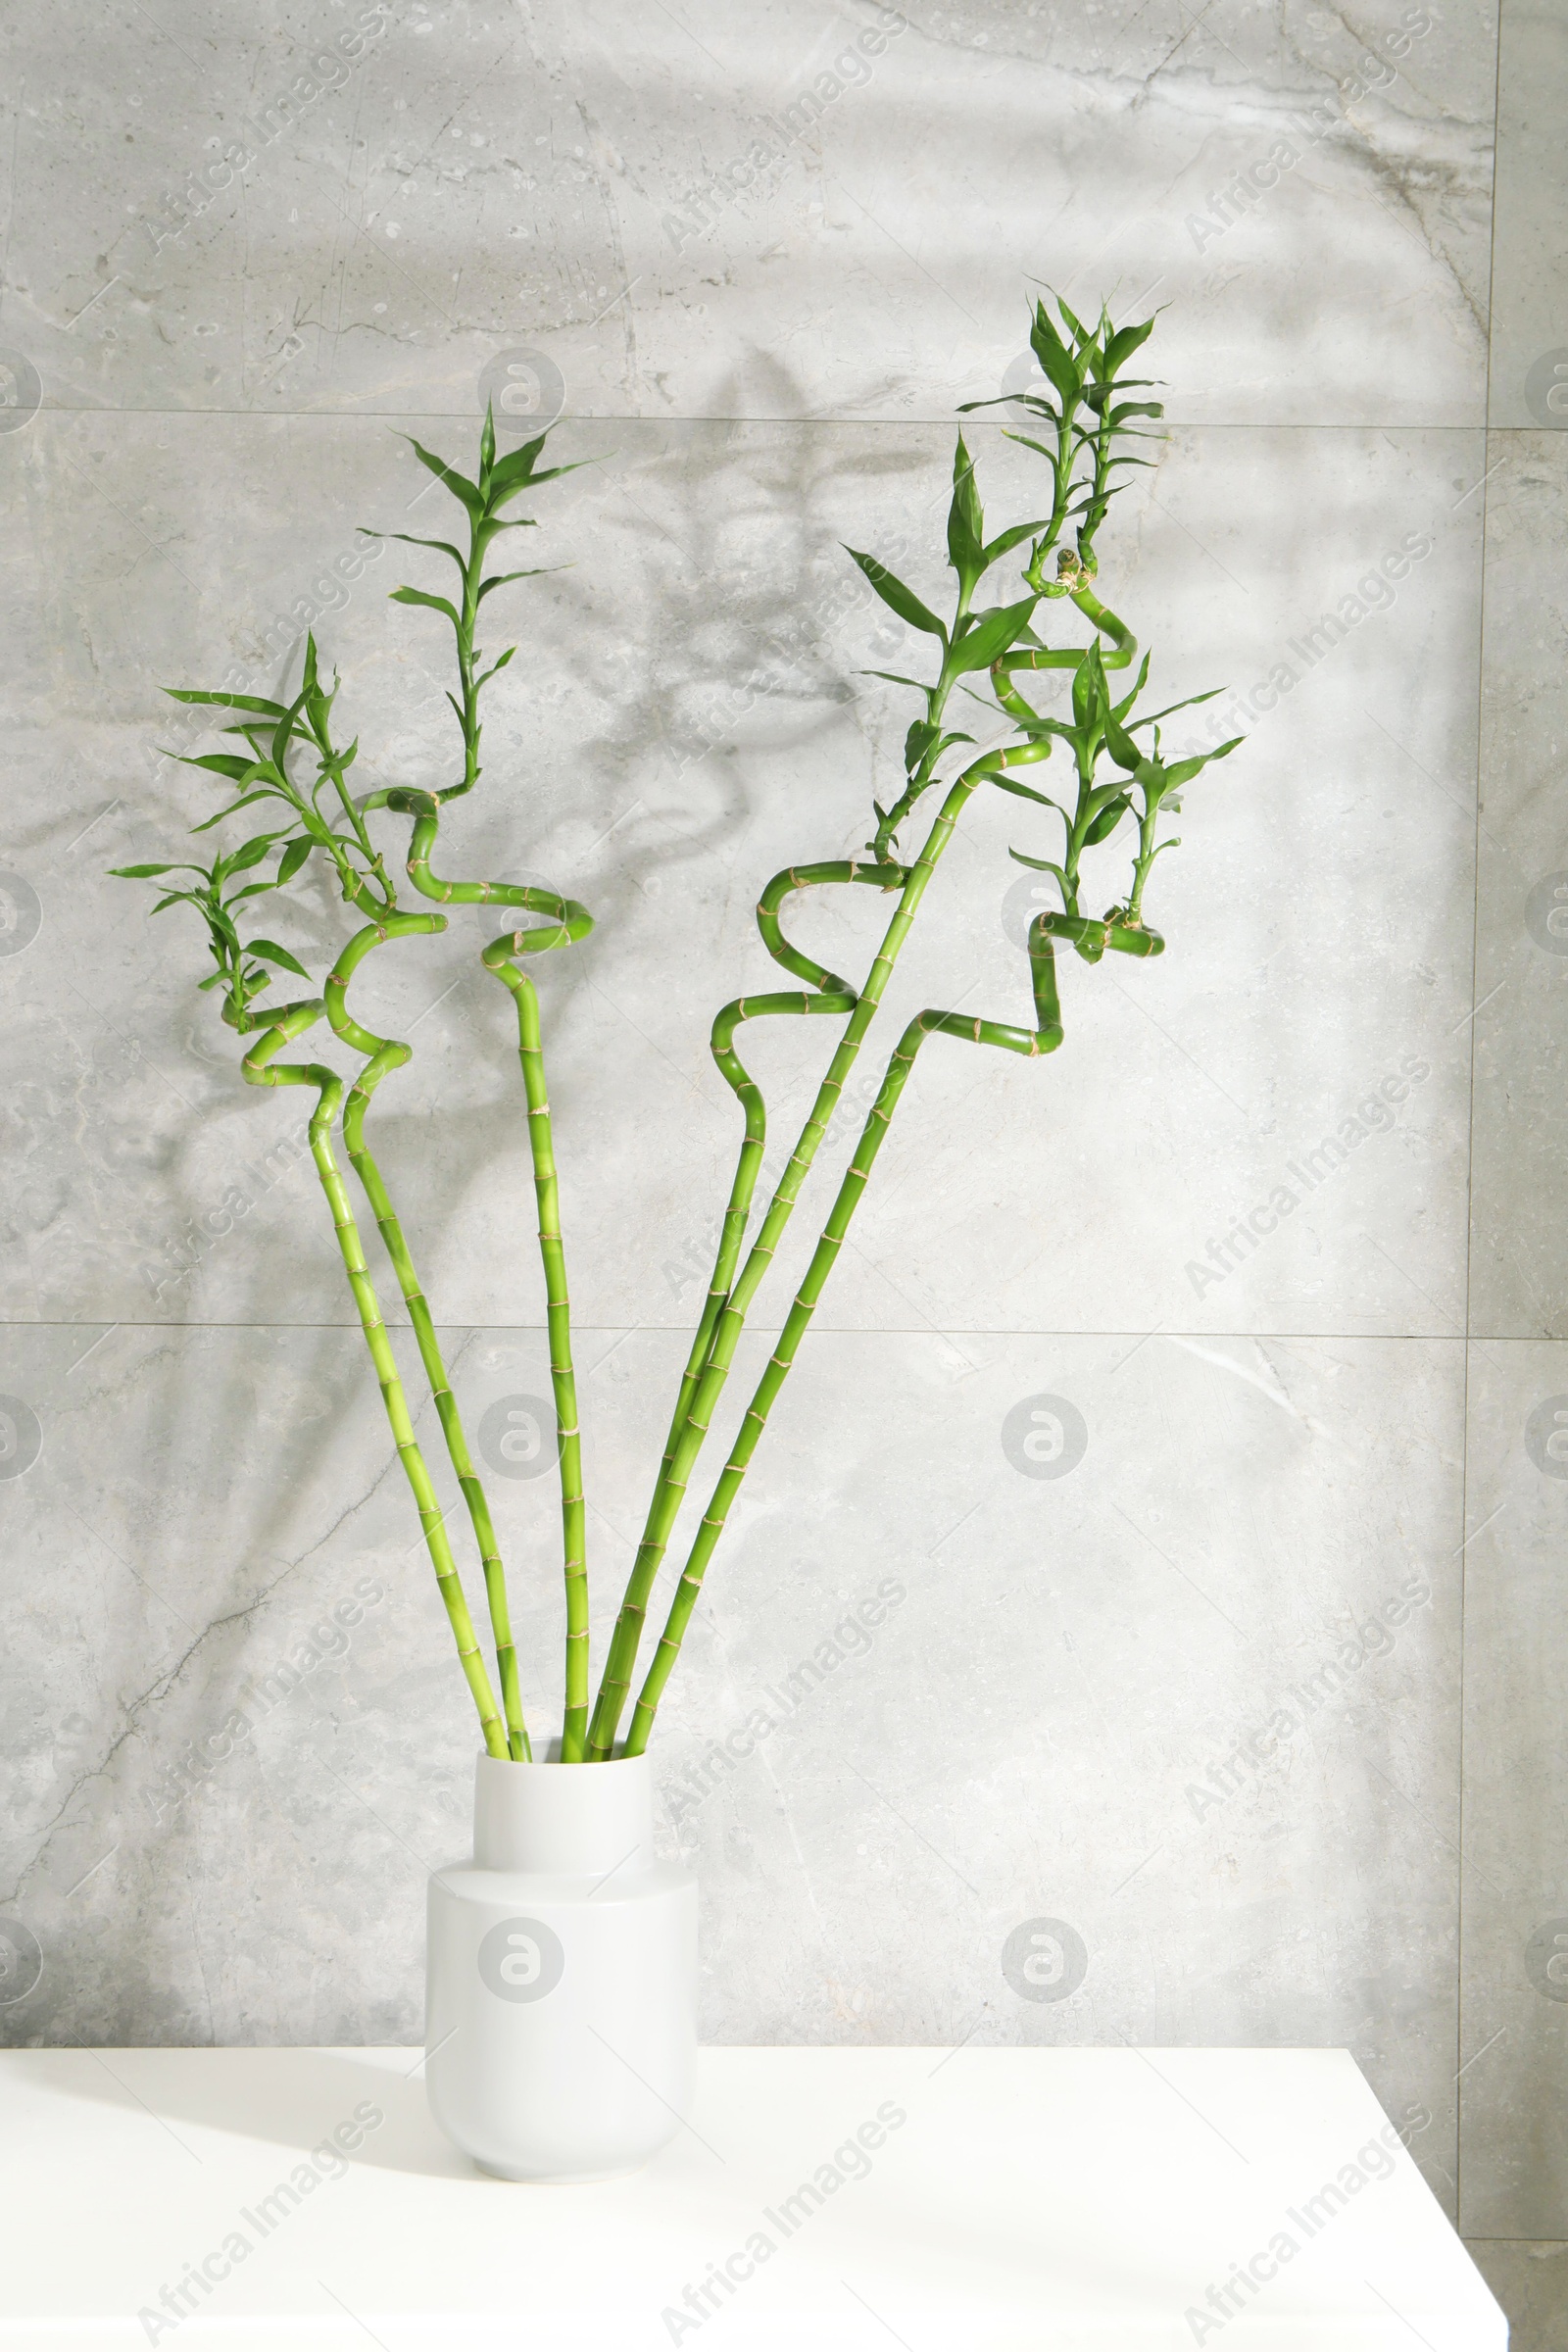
[
  {"x1": 588, "y1": 859, "x2": 906, "y2": 1757},
  {"x1": 591, "y1": 580, "x2": 1124, "y2": 1756},
  {"x1": 585, "y1": 824, "x2": 971, "y2": 1756},
  {"x1": 623, "y1": 895, "x2": 1152, "y2": 1753},
  {"x1": 322, "y1": 908, "x2": 533, "y2": 1759},
  {"x1": 390, "y1": 797, "x2": 597, "y2": 1756},
  {"x1": 242, "y1": 996, "x2": 509, "y2": 1759}
]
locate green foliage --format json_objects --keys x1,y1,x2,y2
[{"x1": 105, "y1": 302, "x2": 1242, "y2": 1766}]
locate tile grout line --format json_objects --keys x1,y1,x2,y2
[
  {"x1": 1454, "y1": 0, "x2": 1512, "y2": 2239},
  {"x1": 18, "y1": 410, "x2": 1501, "y2": 432}
]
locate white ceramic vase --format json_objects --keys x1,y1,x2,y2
[{"x1": 425, "y1": 1747, "x2": 698, "y2": 2181}]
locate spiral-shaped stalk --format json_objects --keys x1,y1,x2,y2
[
  {"x1": 380, "y1": 792, "x2": 597, "y2": 1756},
  {"x1": 585, "y1": 859, "x2": 906, "y2": 1756},
  {"x1": 319, "y1": 906, "x2": 533, "y2": 1758},
  {"x1": 241, "y1": 995, "x2": 510, "y2": 1758},
  {"x1": 624, "y1": 892, "x2": 1163, "y2": 1751}
]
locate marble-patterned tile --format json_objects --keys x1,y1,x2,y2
[
  {"x1": 1, "y1": 1319, "x2": 1464, "y2": 2212},
  {"x1": 1486, "y1": 0, "x2": 1567, "y2": 430},
  {"x1": 0, "y1": 408, "x2": 1481, "y2": 1341},
  {"x1": 1456, "y1": 1341, "x2": 1568, "y2": 2238},
  {"x1": 654, "y1": 1326, "x2": 1464, "y2": 2212},
  {"x1": 1469, "y1": 435, "x2": 1568, "y2": 1338},
  {"x1": 1464, "y1": 2241, "x2": 1568, "y2": 2352},
  {"x1": 1, "y1": 0, "x2": 1492, "y2": 425}
]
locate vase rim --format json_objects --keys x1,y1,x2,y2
[{"x1": 477, "y1": 1743, "x2": 648, "y2": 1769}]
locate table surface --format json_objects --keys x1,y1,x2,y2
[{"x1": 0, "y1": 2044, "x2": 1504, "y2": 2350}]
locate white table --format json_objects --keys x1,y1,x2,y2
[{"x1": 0, "y1": 2045, "x2": 1504, "y2": 2348}]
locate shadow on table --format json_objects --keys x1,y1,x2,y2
[{"x1": 7, "y1": 2047, "x2": 502, "y2": 2182}]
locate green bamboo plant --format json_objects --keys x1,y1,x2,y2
[{"x1": 114, "y1": 294, "x2": 1239, "y2": 1767}]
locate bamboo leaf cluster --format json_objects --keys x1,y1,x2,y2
[{"x1": 112, "y1": 292, "x2": 1240, "y2": 1764}]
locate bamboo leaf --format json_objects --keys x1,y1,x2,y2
[
  {"x1": 401, "y1": 436, "x2": 485, "y2": 520},
  {"x1": 1109, "y1": 653, "x2": 1152, "y2": 722},
  {"x1": 276, "y1": 837, "x2": 314, "y2": 884},
  {"x1": 1007, "y1": 849, "x2": 1068, "y2": 881},
  {"x1": 223, "y1": 831, "x2": 290, "y2": 875},
  {"x1": 270, "y1": 692, "x2": 309, "y2": 772},
  {"x1": 486, "y1": 431, "x2": 550, "y2": 495},
  {"x1": 1029, "y1": 300, "x2": 1081, "y2": 404},
  {"x1": 981, "y1": 515, "x2": 1054, "y2": 566},
  {"x1": 1084, "y1": 792, "x2": 1130, "y2": 844},
  {"x1": 190, "y1": 789, "x2": 286, "y2": 833},
  {"x1": 1072, "y1": 640, "x2": 1107, "y2": 730},
  {"x1": 947, "y1": 433, "x2": 984, "y2": 586},
  {"x1": 950, "y1": 593, "x2": 1038, "y2": 674},
  {"x1": 1131, "y1": 687, "x2": 1223, "y2": 728},
  {"x1": 905, "y1": 718, "x2": 939, "y2": 773},
  {"x1": 475, "y1": 566, "x2": 553, "y2": 603},
  {"x1": 390, "y1": 584, "x2": 462, "y2": 626},
  {"x1": 859, "y1": 668, "x2": 932, "y2": 690},
  {"x1": 245, "y1": 938, "x2": 312, "y2": 977},
  {"x1": 1055, "y1": 294, "x2": 1093, "y2": 346},
  {"x1": 180, "y1": 752, "x2": 264, "y2": 784},
  {"x1": 844, "y1": 547, "x2": 947, "y2": 640},
  {"x1": 489, "y1": 456, "x2": 589, "y2": 508},
  {"x1": 1161, "y1": 737, "x2": 1244, "y2": 788},
  {"x1": 1102, "y1": 710, "x2": 1143, "y2": 771},
  {"x1": 363, "y1": 529, "x2": 467, "y2": 568},
  {"x1": 110, "y1": 861, "x2": 183, "y2": 878},
  {"x1": 164, "y1": 688, "x2": 288, "y2": 716},
  {"x1": 990, "y1": 774, "x2": 1060, "y2": 807},
  {"x1": 1102, "y1": 317, "x2": 1157, "y2": 375}
]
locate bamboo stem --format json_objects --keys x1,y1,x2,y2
[
  {"x1": 389, "y1": 799, "x2": 597, "y2": 1757},
  {"x1": 584, "y1": 809, "x2": 974, "y2": 1756},
  {"x1": 241, "y1": 998, "x2": 510, "y2": 1759},
  {"x1": 624, "y1": 897, "x2": 1116, "y2": 1755},
  {"x1": 322, "y1": 908, "x2": 533, "y2": 1760},
  {"x1": 482, "y1": 944, "x2": 591, "y2": 1758},
  {"x1": 589, "y1": 580, "x2": 1129, "y2": 1755},
  {"x1": 587, "y1": 859, "x2": 907, "y2": 1758}
]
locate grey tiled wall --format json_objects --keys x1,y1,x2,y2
[{"x1": 0, "y1": 0, "x2": 1561, "y2": 2327}]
